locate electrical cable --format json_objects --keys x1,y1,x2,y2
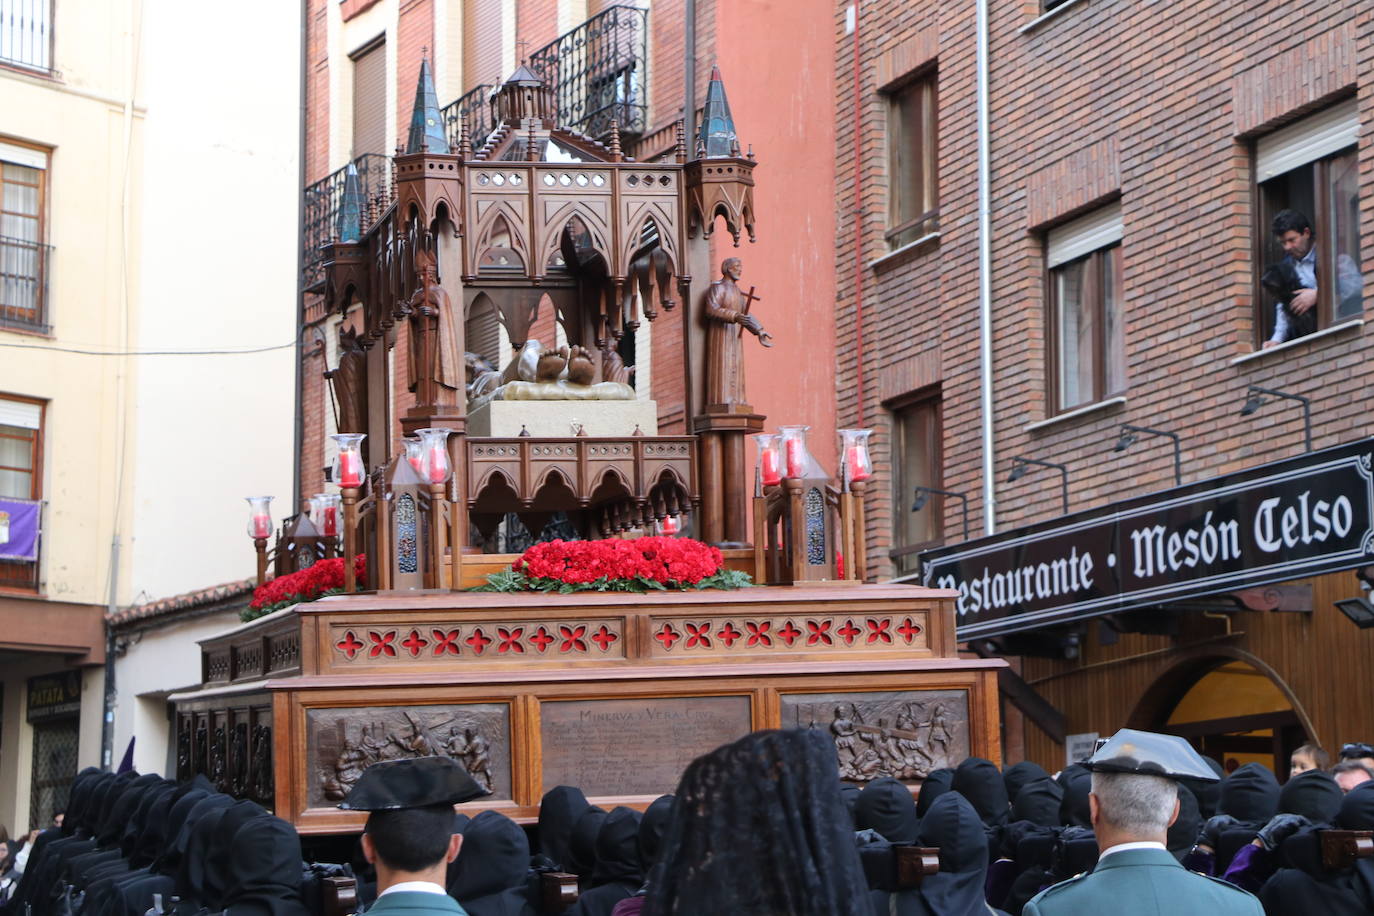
[{"x1": 0, "y1": 339, "x2": 299, "y2": 356}]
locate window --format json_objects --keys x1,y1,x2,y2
[
  {"x1": 0, "y1": 0, "x2": 52, "y2": 72},
  {"x1": 890, "y1": 392, "x2": 942, "y2": 576},
  {"x1": 1046, "y1": 203, "x2": 1125, "y2": 412},
  {"x1": 885, "y1": 73, "x2": 938, "y2": 250},
  {"x1": 350, "y1": 38, "x2": 387, "y2": 158},
  {"x1": 0, "y1": 394, "x2": 42, "y2": 591},
  {"x1": 1, "y1": 139, "x2": 49, "y2": 331},
  {"x1": 1254, "y1": 99, "x2": 1363, "y2": 347}
]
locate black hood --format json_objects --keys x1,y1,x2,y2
[
  {"x1": 536, "y1": 785, "x2": 591, "y2": 871},
  {"x1": 448, "y1": 810, "x2": 530, "y2": 906},
  {"x1": 1002, "y1": 761, "x2": 1050, "y2": 803},
  {"x1": 838, "y1": 784, "x2": 861, "y2": 828},
  {"x1": 122, "y1": 779, "x2": 176, "y2": 861},
  {"x1": 200, "y1": 800, "x2": 269, "y2": 910},
  {"x1": 1010, "y1": 777, "x2": 1062, "y2": 828},
  {"x1": 952, "y1": 758, "x2": 1009, "y2": 828},
  {"x1": 591, "y1": 806, "x2": 643, "y2": 886},
  {"x1": 93, "y1": 771, "x2": 141, "y2": 844},
  {"x1": 1057, "y1": 765, "x2": 1092, "y2": 828},
  {"x1": 223, "y1": 815, "x2": 307, "y2": 916},
  {"x1": 1179, "y1": 755, "x2": 1226, "y2": 819},
  {"x1": 153, "y1": 788, "x2": 211, "y2": 873},
  {"x1": 1167, "y1": 784, "x2": 1202, "y2": 860},
  {"x1": 1279, "y1": 768, "x2": 1343, "y2": 823},
  {"x1": 917, "y1": 768, "x2": 953, "y2": 817},
  {"x1": 1338, "y1": 780, "x2": 1374, "y2": 830},
  {"x1": 1218, "y1": 762, "x2": 1280, "y2": 823},
  {"x1": 855, "y1": 778, "x2": 919, "y2": 845},
  {"x1": 98, "y1": 772, "x2": 162, "y2": 846},
  {"x1": 63, "y1": 768, "x2": 104, "y2": 836},
  {"x1": 173, "y1": 795, "x2": 239, "y2": 899},
  {"x1": 1053, "y1": 826, "x2": 1099, "y2": 880},
  {"x1": 637, "y1": 795, "x2": 674, "y2": 872},
  {"x1": 78, "y1": 771, "x2": 119, "y2": 834},
  {"x1": 566, "y1": 807, "x2": 608, "y2": 878},
  {"x1": 915, "y1": 792, "x2": 989, "y2": 915}
]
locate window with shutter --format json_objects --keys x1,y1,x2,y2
[{"x1": 351, "y1": 39, "x2": 388, "y2": 158}]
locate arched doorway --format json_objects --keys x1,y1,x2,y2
[{"x1": 1128, "y1": 652, "x2": 1312, "y2": 781}]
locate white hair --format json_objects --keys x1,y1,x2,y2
[{"x1": 1090, "y1": 772, "x2": 1177, "y2": 834}]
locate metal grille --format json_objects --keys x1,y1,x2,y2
[
  {"x1": 1, "y1": 235, "x2": 52, "y2": 333},
  {"x1": 300, "y1": 153, "x2": 391, "y2": 290},
  {"x1": 442, "y1": 84, "x2": 495, "y2": 153},
  {"x1": 0, "y1": 0, "x2": 52, "y2": 73},
  {"x1": 528, "y1": 5, "x2": 649, "y2": 140},
  {"x1": 29, "y1": 718, "x2": 78, "y2": 831}
]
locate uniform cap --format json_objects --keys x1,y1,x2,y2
[
  {"x1": 1083, "y1": 728, "x2": 1220, "y2": 782},
  {"x1": 338, "y1": 755, "x2": 491, "y2": 810}
]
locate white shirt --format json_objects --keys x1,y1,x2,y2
[
  {"x1": 1097, "y1": 840, "x2": 1168, "y2": 862},
  {"x1": 378, "y1": 880, "x2": 449, "y2": 897}
]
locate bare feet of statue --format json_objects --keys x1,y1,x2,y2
[
  {"x1": 535, "y1": 349, "x2": 567, "y2": 382},
  {"x1": 564, "y1": 345, "x2": 597, "y2": 385}
]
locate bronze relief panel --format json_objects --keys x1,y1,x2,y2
[
  {"x1": 780, "y1": 690, "x2": 970, "y2": 784},
  {"x1": 306, "y1": 703, "x2": 511, "y2": 808}
]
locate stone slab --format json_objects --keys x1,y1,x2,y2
[{"x1": 468, "y1": 398, "x2": 659, "y2": 438}]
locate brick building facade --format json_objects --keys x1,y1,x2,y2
[{"x1": 841, "y1": 0, "x2": 1374, "y2": 770}]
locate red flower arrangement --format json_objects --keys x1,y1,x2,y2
[
  {"x1": 243, "y1": 554, "x2": 368, "y2": 621},
  {"x1": 479, "y1": 537, "x2": 752, "y2": 593}
]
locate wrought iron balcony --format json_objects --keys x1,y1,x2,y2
[
  {"x1": 0, "y1": 234, "x2": 52, "y2": 333},
  {"x1": 528, "y1": 4, "x2": 648, "y2": 141},
  {"x1": 442, "y1": 83, "x2": 494, "y2": 153},
  {"x1": 0, "y1": 0, "x2": 53, "y2": 73},
  {"x1": 301, "y1": 153, "x2": 392, "y2": 291}
]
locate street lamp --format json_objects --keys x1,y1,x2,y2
[
  {"x1": 1112, "y1": 424, "x2": 1182, "y2": 486},
  {"x1": 912, "y1": 486, "x2": 970, "y2": 541},
  {"x1": 244, "y1": 496, "x2": 273, "y2": 587},
  {"x1": 1239, "y1": 384, "x2": 1312, "y2": 452},
  {"x1": 1007, "y1": 457, "x2": 1069, "y2": 515}
]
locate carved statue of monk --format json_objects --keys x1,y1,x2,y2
[
  {"x1": 325, "y1": 325, "x2": 368, "y2": 434},
  {"x1": 406, "y1": 248, "x2": 462, "y2": 404},
  {"x1": 704, "y1": 257, "x2": 771, "y2": 408}
]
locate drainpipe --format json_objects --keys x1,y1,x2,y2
[
  {"x1": 100, "y1": 535, "x2": 119, "y2": 769},
  {"x1": 292, "y1": 0, "x2": 308, "y2": 514},
  {"x1": 851, "y1": 2, "x2": 866, "y2": 428},
  {"x1": 683, "y1": 0, "x2": 695, "y2": 136},
  {"x1": 975, "y1": 0, "x2": 995, "y2": 535}
]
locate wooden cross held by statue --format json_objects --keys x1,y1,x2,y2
[{"x1": 738, "y1": 285, "x2": 774, "y2": 347}]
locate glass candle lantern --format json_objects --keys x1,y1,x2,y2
[
  {"x1": 416, "y1": 428, "x2": 455, "y2": 485},
  {"x1": 403, "y1": 437, "x2": 424, "y2": 476},
  {"x1": 839, "y1": 429, "x2": 874, "y2": 484},
  {"x1": 753, "y1": 433, "x2": 782, "y2": 487},
  {"x1": 315, "y1": 493, "x2": 341, "y2": 537},
  {"x1": 778, "y1": 425, "x2": 813, "y2": 480},
  {"x1": 244, "y1": 496, "x2": 273, "y2": 539},
  {"x1": 331, "y1": 433, "x2": 367, "y2": 488}
]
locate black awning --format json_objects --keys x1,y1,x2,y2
[{"x1": 922, "y1": 438, "x2": 1374, "y2": 640}]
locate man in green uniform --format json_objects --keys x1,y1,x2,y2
[
  {"x1": 1025, "y1": 729, "x2": 1263, "y2": 916},
  {"x1": 338, "y1": 755, "x2": 490, "y2": 914}
]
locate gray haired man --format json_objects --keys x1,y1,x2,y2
[{"x1": 1025, "y1": 729, "x2": 1262, "y2": 916}]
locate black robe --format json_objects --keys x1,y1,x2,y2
[{"x1": 449, "y1": 811, "x2": 536, "y2": 916}]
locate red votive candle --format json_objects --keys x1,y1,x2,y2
[
  {"x1": 761, "y1": 447, "x2": 781, "y2": 486},
  {"x1": 322, "y1": 507, "x2": 338, "y2": 537},
  {"x1": 846, "y1": 445, "x2": 871, "y2": 482},
  {"x1": 428, "y1": 446, "x2": 448, "y2": 484},
  {"x1": 338, "y1": 451, "x2": 362, "y2": 487},
  {"x1": 251, "y1": 514, "x2": 270, "y2": 539},
  {"x1": 785, "y1": 438, "x2": 803, "y2": 479}
]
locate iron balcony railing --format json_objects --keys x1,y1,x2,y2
[
  {"x1": 0, "y1": 0, "x2": 53, "y2": 73},
  {"x1": 301, "y1": 153, "x2": 392, "y2": 291},
  {"x1": 528, "y1": 4, "x2": 648, "y2": 141},
  {"x1": 442, "y1": 83, "x2": 494, "y2": 153},
  {"x1": 0, "y1": 234, "x2": 51, "y2": 333}
]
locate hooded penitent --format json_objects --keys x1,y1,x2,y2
[
  {"x1": 536, "y1": 786, "x2": 592, "y2": 871},
  {"x1": 221, "y1": 815, "x2": 309, "y2": 916},
  {"x1": 1010, "y1": 777, "x2": 1063, "y2": 828},
  {"x1": 567, "y1": 806, "x2": 644, "y2": 916},
  {"x1": 1218, "y1": 762, "x2": 1280, "y2": 823},
  {"x1": 855, "y1": 778, "x2": 919, "y2": 845},
  {"x1": 952, "y1": 758, "x2": 1010, "y2": 828},
  {"x1": 642, "y1": 728, "x2": 870, "y2": 916},
  {"x1": 879, "y1": 791, "x2": 990, "y2": 916},
  {"x1": 566, "y1": 808, "x2": 609, "y2": 884},
  {"x1": 917, "y1": 768, "x2": 954, "y2": 817},
  {"x1": 1166, "y1": 783, "x2": 1202, "y2": 862},
  {"x1": 1057, "y1": 766, "x2": 1092, "y2": 829},
  {"x1": 1258, "y1": 802, "x2": 1374, "y2": 916},
  {"x1": 1277, "y1": 768, "x2": 1343, "y2": 823},
  {"x1": 447, "y1": 811, "x2": 536, "y2": 916},
  {"x1": 1002, "y1": 761, "x2": 1050, "y2": 804},
  {"x1": 637, "y1": 795, "x2": 674, "y2": 875},
  {"x1": 1179, "y1": 756, "x2": 1226, "y2": 819}
]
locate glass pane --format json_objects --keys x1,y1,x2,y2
[
  {"x1": 3, "y1": 178, "x2": 39, "y2": 216},
  {"x1": 1, "y1": 213, "x2": 38, "y2": 242},
  {"x1": 0, "y1": 432, "x2": 35, "y2": 470},
  {"x1": 1326, "y1": 150, "x2": 1364, "y2": 319},
  {"x1": 888, "y1": 78, "x2": 933, "y2": 242},
  {"x1": 892, "y1": 399, "x2": 941, "y2": 573},
  {"x1": 1102, "y1": 246, "x2": 1126, "y2": 395},
  {"x1": 1054, "y1": 259, "x2": 1093, "y2": 410},
  {"x1": 0, "y1": 468, "x2": 32, "y2": 499}
]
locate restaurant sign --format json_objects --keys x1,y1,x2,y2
[
  {"x1": 27, "y1": 670, "x2": 82, "y2": 723},
  {"x1": 922, "y1": 439, "x2": 1374, "y2": 640}
]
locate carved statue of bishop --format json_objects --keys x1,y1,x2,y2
[
  {"x1": 703, "y1": 257, "x2": 771, "y2": 409},
  {"x1": 406, "y1": 246, "x2": 462, "y2": 408}
]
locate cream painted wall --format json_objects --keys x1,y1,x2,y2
[
  {"x1": 127, "y1": 0, "x2": 299, "y2": 604},
  {"x1": 110, "y1": 611, "x2": 244, "y2": 775}
]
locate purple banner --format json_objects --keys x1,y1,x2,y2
[{"x1": 0, "y1": 497, "x2": 40, "y2": 561}]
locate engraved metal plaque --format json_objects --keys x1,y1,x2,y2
[
  {"x1": 540, "y1": 695, "x2": 752, "y2": 797},
  {"x1": 306, "y1": 704, "x2": 511, "y2": 807},
  {"x1": 780, "y1": 690, "x2": 971, "y2": 784}
]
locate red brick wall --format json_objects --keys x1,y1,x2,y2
[
  {"x1": 305, "y1": 0, "x2": 331, "y2": 184},
  {"x1": 397, "y1": 0, "x2": 436, "y2": 151},
  {"x1": 516, "y1": 0, "x2": 558, "y2": 55},
  {"x1": 839, "y1": 0, "x2": 1373, "y2": 580}
]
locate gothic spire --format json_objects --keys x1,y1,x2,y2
[
  {"x1": 696, "y1": 63, "x2": 739, "y2": 159},
  {"x1": 336, "y1": 162, "x2": 363, "y2": 243},
  {"x1": 406, "y1": 54, "x2": 450, "y2": 154}
]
